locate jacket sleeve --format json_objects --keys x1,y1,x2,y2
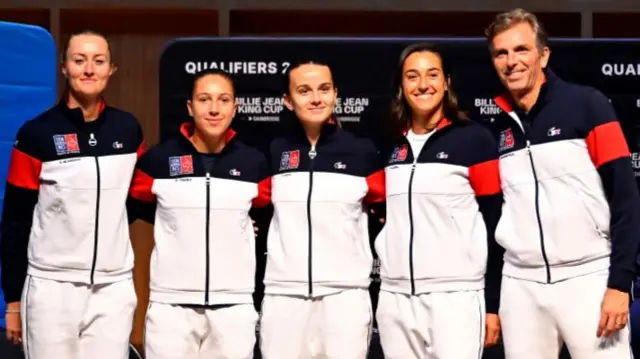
[
  {"x1": 252, "y1": 152, "x2": 272, "y2": 208},
  {"x1": 363, "y1": 140, "x2": 386, "y2": 236},
  {"x1": 585, "y1": 89, "x2": 640, "y2": 293},
  {"x1": 126, "y1": 123, "x2": 148, "y2": 224},
  {"x1": 127, "y1": 150, "x2": 157, "y2": 225},
  {"x1": 364, "y1": 142, "x2": 386, "y2": 206},
  {"x1": 1, "y1": 124, "x2": 42, "y2": 302},
  {"x1": 468, "y1": 127, "x2": 504, "y2": 314}
]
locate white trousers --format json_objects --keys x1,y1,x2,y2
[
  {"x1": 259, "y1": 288, "x2": 373, "y2": 359},
  {"x1": 376, "y1": 290, "x2": 485, "y2": 359},
  {"x1": 21, "y1": 275, "x2": 137, "y2": 359},
  {"x1": 500, "y1": 271, "x2": 633, "y2": 359},
  {"x1": 144, "y1": 302, "x2": 258, "y2": 359}
]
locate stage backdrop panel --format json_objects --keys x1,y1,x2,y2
[
  {"x1": 0, "y1": 21, "x2": 57, "y2": 328},
  {"x1": 159, "y1": 38, "x2": 640, "y2": 152}
]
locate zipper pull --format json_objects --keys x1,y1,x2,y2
[
  {"x1": 88, "y1": 133, "x2": 97, "y2": 147},
  {"x1": 308, "y1": 145, "x2": 317, "y2": 159},
  {"x1": 525, "y1": 140, "x2": 531, "y2": 154},
  {"x1": 205, "y1": 172, "x2": 210, "y2": 183}
]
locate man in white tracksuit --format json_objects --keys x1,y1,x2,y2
[{"x1": 485, "y1": 8, "x2": 640, "y2": 359}]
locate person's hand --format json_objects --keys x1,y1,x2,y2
[
  {"x1": 597, "y1": 288, "x2": 629, "y2": 338},
  {"x1": 484, "y1": 313, "x2": 501, "y2": 347},
  {"x1": 5, "y1": 301, "x2": 22, "y2": 344},
  {"x1": 370, "y1": 208, "x2": 385, "y2": 224}
]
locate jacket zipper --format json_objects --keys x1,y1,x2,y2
[
  {"x1": 408, "y1": 160, "x2": 417, "y2": 295},
  {"x1": 89, "y1": 133, "x2": 100, "y2": 285},
  {"x1": 524, "y1": 139, "x2": 551, "y2": 283},
  {"x1": 205, "y1": 172, "x2": 211, "y2": 304},
  {"x1": 307, "y1": 145, "x2": 317, "y2": 297},
  {"x1": 406, "y1": 130, "x2": 442, "y2": 295}
]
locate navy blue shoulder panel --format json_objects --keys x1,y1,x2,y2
[
  {"x1": 384, "y1": 121, "x2": 498, "y2": 168},
  {"x1": 269, "y1": 128, "x2": 380, "y2": 178},
  {"x1": 489, "y1": 76, "x2": 605, "y2": 154},
  {"x1": 139, "y1": 137, "x2": 269, "y2": 184},
  {"x1": 19, "y1": 105, "x2": 142, "y2": 163}
]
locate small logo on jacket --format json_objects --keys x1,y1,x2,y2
[
  {"x1": 547, "y1": 127, "x2": 561, "y2": 136},
  {"x1": 53, "y1": 134, "x2": 80, "y2": 155},
  {"x1": 279, "y1": 150, "x2": 300, "y2": 170},
  {"x1": 169, "y1": 155, "x2": 194, "y2": 176},
  {"x1": 389, "y1": 145, "x2": 408, "y2": 163},
  {"x1": 436, "y1": 151, "x2": 448, "y2": 159},
  {"x1": 113, "y1": 141, "x2": 124, "y2": 149},
  {"x1": 499, "y1": 128, "x2": 515, "y2": 152},
  {"x1": 229, "y1": 169, "x2": 241, "y2": 176},
  {"x1": 334, "y1": 161, "x2": 347, "y2": 170}
]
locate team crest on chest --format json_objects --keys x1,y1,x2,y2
[
  {"x1": 279, "y1": 150, "x2": 300, "y2": 170},
  {"x1": 169, "y1": 155, "x2": 194, "y2": 176},
  {"x1": 499, "y1": 128, "x2": 515, "y2": 152},
  {"x1": 389, "y1": 145, "x2": 408, "y2": 163},
  {"x1": 53, "y1": 134, "x2": 80, "y2": 155}
]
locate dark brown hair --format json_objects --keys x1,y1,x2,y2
[
  {"x1": 60, "y1": 29, "x2": 113, "y2": 64},
  {"x1": 189, "y1": 68, "x2": 236, "y2": 99},
  {"x1": 387, "y1": 43, "x2": 466, "y2": 142}
]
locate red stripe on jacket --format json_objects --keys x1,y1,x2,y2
[
  {"x1": 365, "y1": 170, "x2": 386, "y2": 204},
  {"x1": 7, "y1": 148, "x2": 41, "y2": 190},
  {"x1": 586, "y1": 121, "x2": 630, "y2": 168},
  {"x1": 129, "y1": 169, "x2": 155, "y2": 203},
  {"x1": 253, "y1": 177, "x2": 272, "y2": 207},
  {"x1": 469, "y1": 159, "x2": 501, "y2": 196}
]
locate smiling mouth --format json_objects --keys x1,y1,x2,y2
[{"x1": 506, "y1": 70, "x2": 525, "y2": 78}]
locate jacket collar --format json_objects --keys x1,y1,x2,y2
[
  {"x1": 177, "y1": 122, "x2": 236, "y2": 153},
  {"x1": 57, "y1": 93, "x2": 107, "y2": 129},
  {"x1": 401, "y1": 117, "x2": 452, "y2": 136},
  {"x1": 285, "y1": 116, "x2": 340, "y2": 146}
]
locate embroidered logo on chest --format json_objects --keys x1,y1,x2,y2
[
  {"x1": 53, "y1": 134, "x2": 80, "y2": 155},
  {"x1": 389, "y1": 145, "x2": 408, "y2": 163},
  {"x1": 279, "y1": 150, "x2": 300, "y2": 170},
  {"x1": 169, "y1": 155, "x2": 194, "y2": 176},
  {"x1": 436, "y1": 151, "x2": 448, "y2": 159},
  {"x1": 499, "y1": 128, "x2": 515, "y2": 152},
  {"x1": 547, "y1": 126, "x2": 561, "y2": 137}
]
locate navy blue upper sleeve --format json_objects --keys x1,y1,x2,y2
[
  {"x1": 584, "y1": 89, "x2": 640, "y2": 293},
  {"x1": 1, "y1": 122, "x2": 42, "y2": 302},
  {"x1": 468, "y1": 125, "x2": 504, "y2": 314}
]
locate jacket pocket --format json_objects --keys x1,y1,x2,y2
[
  {"x1": 449, "y1": 209, "x2": 474, "y2": 261},
  {"x1": 572, "y1": 188, "x2": 607, "y2": 240}
]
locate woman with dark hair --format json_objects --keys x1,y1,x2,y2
[
  {"x1": 0, "y1": 30, "x2": 144, "y2": 358},
  {"x1": 128, "y1": 68, "x2": 270, "y2": 359},
  {"x1": 374, "y1": 43, "x2": 504, "y2": 359},
  {"x1": 258, "y1": 60, "x2": 385, "y2": 359}
]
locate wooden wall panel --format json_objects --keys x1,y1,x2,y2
[
  {"x1": 229, "y1": 10, "x2": 582, "y2": 37},
  {"x1": 59, "y1": 8, "x2": 218, "y2": 352},
  {"x1": 592, "y1": 13, "x2": 640, "y2": 37},
  {"x1": 0, "y1": 8, "x2": 50, "y2": 29}
]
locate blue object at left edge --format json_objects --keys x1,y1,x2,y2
[{"x1": 0, "y1": 21, "x2": 57, "y2": 328}]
